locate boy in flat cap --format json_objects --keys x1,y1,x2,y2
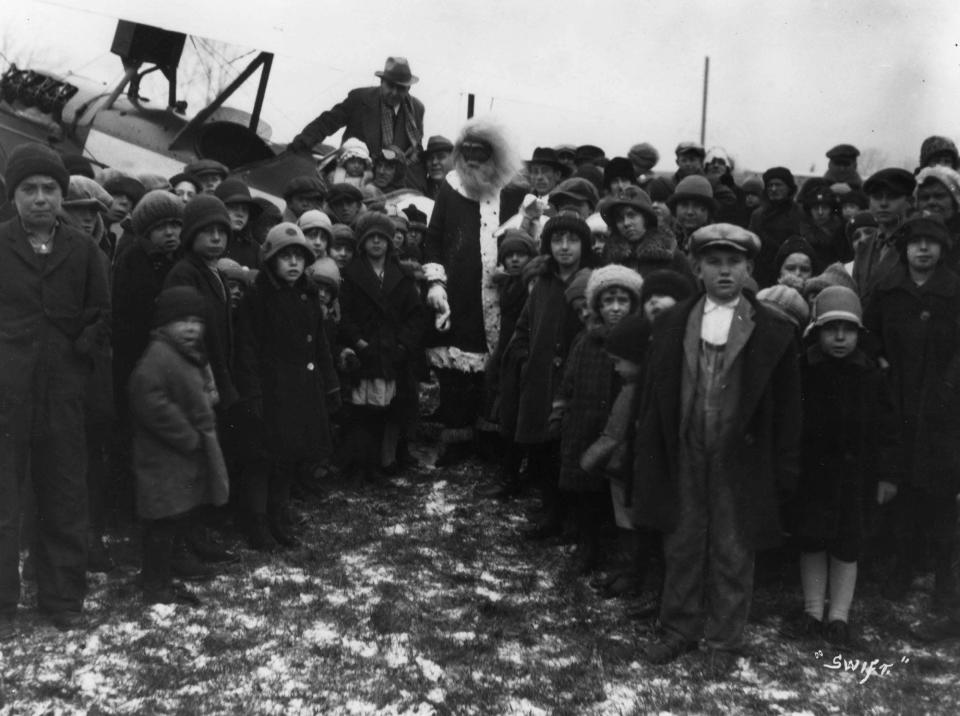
[{"x1": 635, "y1": 223, "x2": 801, "y2": 678}]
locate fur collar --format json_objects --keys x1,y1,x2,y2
[{"x1": 602, "y1": 229, "x2": 677, "y2": 264}]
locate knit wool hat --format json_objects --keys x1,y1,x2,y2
[
  {"x1": 640, "y1": 269, "x2": 696, "y2": 305},
  {"x1": 756, "y1": 285, "x2": 810, "y2": 328},
  {"x1": 919, "y1": 135, "x2": 960, "y2": 169},
  {"x1": 132, "y1": 189, "x2": 185, "y2": 236},
  {"x1": 355, "y1": 212, "x2": 395, "y2": 246},
  {"x1": 667, "y1": 174, "x2": 719, "y2": 212},
  {"x1": 154, "y1": 286, "x2": 206, "y2": 327},
  {"x1": 497, "y1": 229, "x2": 538, "y2": 263},
  {"x1": 809, "y1": 285, "x2": 862, "y2": 330},
  {"x1": 916, "y1": 165, "x2": 960, "y2": 210},
  {"x1": 306, "y1": 256, "x2": 341, "y2": 296},
  {"x1": 584, "y1": 264, "x2": 644, "y2": 314},
  {"x1": 330, "y1": 223, "x2": 357, "y2": 249},
  {"x1": 298, "y1": 209, "x2": 334, "y2": 239},
  {"x1": 260, "y1": 222, "x2": 313, "y2": 263},
  {"x1": 803, "y1": 262, "x2": 858, "y2": 300},
  {"x1": 604, "y1": 312, "x2": 652, "y2": 364},
  {"x1": 339, "y1": 137, "x2": 372, "y2": 165},
  {"x1": 563, "y1": 267, "x2": 592, "y2": 305},
  {"x1": 540, "y1": 215, "x2": 592, "y2": 254},
  {"x1": 762, "y1": 166, "x2": 797, "y2": 194},
  {"x1": 181, "y1": 194, "x2": 231, "y2": 248},
  {"x1": 62, "y1": 175, "x2": 112, "y2": 211},
  {"x1": 740, "y1": 175, "x2": 764, "y2": 196},
  {"x1": 5, "y1": 143, "x2": 70, "y2": 200}
]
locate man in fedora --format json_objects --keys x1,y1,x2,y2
[
  {"x1": 498, "y1": 147, "x2": 568, "y2": 227},
  {"x1": 289, "y1": 57, "x2": 427, "y2": 191}
]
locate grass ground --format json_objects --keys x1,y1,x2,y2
[{"x1": 1, "y1": 444, "x2": 959, "y2": 715}]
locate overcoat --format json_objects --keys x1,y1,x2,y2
[
  {"x1": 864, "y1": 263, "x2": 960, "y2": 493},
  {"x1": 129, "y1": 333, "x2": 229, "y2": 520},
  {"x1": 748, "y1": 202, "x2": 815, "y2": 287},
  {"x1": 631, "y1": 292, "x2": 802, "y2": 550},
  {"x1": 233, "y1": 271, "x2": 339, "y2": 461}
]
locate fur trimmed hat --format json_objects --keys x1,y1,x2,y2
[
  {"x1": 497, "y1": 229, "x2": 538, "y2": 263},
  {"x1": 355, "y1": 212, "x2": 395, "y2": 246},
  {"x1": 540, "y1": 215, "x2": 592, "y2": 255},
  {"x1": 5, "y1": 143, "x2": 70, "y2": 200},
  {"x1": 919, "y1": 135, "x2": 960, "y2": 170},
  {"x1": 132, "y1": 189, "x2": 185, "y2": 236},
  {"x1": 757, "y1": 285, "x2": 810, "y2": 328},
  {"x1": 182, "y1": 195, "x2": 231, "y2": 248},
  {"x1": 584, "y1": 264, "x2": 644, "y2": 314},
  {"x1": 153, "y1": 286, "x2": 206, "y2": 327},
  {"x1": 260, "y1": 222, "x2": 313, "y2": 263},
  {"x1": 604, "y1": 312, "x2": 652, "y2": 364},
  {"x1": 640, "y1": 269, "x2": 696, "y2": 305},
  {"x1": 916, "y1": 165, "x2": 960, "y2": 210}
]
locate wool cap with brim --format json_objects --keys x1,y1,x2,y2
[
  {"x1": 548, "y1": 177, "x2": 600, "y2": 211},
  {"x1": 806, "y1": 285, "x2": 862, "y2": 336},
  {"x1": 140, "y1": 173, "x2": 172, "y2": 192},
  {"x1": 740, "y1": 175, "x2": 764, "y2": 195},
  {"x1": 306, "y1": 256, "x2": 341, "y2": 295},
  {"x1": 600, "y1": 185, "x2": 658, "y2": 229},
  {"x1": 804, "y1": 262, "x2": 857, "y2": 299},
  {"x1": 845, "y1": 210, "x2": 878, "y2": 240},
  {"x1": 603, "y1": 157, "x2": 637, "y2": 190},
  {"x1": 757, "y1": 285, "x2": 810, "y2": 328},
  {"x1": 5, "y1": 143, "x2": 70, "y2": 200},
  {"x1": 689, "y1": 223, "x2": 761, "y2": 257},
  {"x1": 540, "y1": 215, "x2": 592, "y2": 254},
  {"x1": 154, "y1": 286, "x2": 206, "y2": 327},
  {"x1": 298, "y1": 209, "x2": 334, "y2": 238},
  {"x1": 826, "y1": 144, "x2": 860, "y2": 160},
  {"x1": 184, "y1": 159, "x2": 228, "y2": 179},
  {"x1": 920, "y1": 135, "x2": 959, "y2": 168},
  {"x1": 916, "y1": 166, "x2": 960, "y2": 209},
  {"x1": 326, "y1": 182, "x2": 364, "y2": 205},
  {"x1": 330, "y1": 223, "x2": 356, "y2": 248},
  {"x1": 424, "y1": 135, "x2": 454, "y2": 156},
  {"x1": 355, "y1": 212, "x2": 395, "y2": 246},
  {"x1": 605, "y1": 312, "x2": 652, "y2": 364},
  {"x1": 283, "y1": 175, "x2": 326, "y2": 201},
  {"x1": 863, "y1": 168, "x2": 916, "y2": 197},
  {"x1": 640, "y1": 269, "x2": 696, "y2": 305},
  {"x1": 894, "y1": 212, "x2": 954, "y2": 254},
  {"x1": 217, "y1": 257, "x2": 255, "y2": 285},
  {"x1": 667, "y1": 174, "x2": 719, "y2": 212},
  {"x1": 63, "y1": 175, "x2": 112, "y2": 212},
  {"x1": 103, "y1": 174, "x2": 146, "y2": 205},
  {"x1": 563, "y1": 267, "x2": 592, "y2": 305},
  {"x1": 132, "y1": 189, "x2": 185, "y2": 236},
  {"x1": 497, "y1": 229, "x2": 538, "y2": 263},
  {"x1": 169, "y1": 172, "x2": 202, "y2": 193},
  {"x1": 628, "y1": 142, "x2": 659, "y2": 168},
  {"x1": 762, "y1": 166, "x2": 797, "y2": 193},
  {"x1": 675, "y1": 141, "x2": 705, "y2": 158},
  {"x1": 182, "y1": 194, "x2": 231, "y2": 248},
  {"x1": 261, "y1": 222, "x2": 313, "y2": 263},
  {"x1": 585, "y1": 264, "x2": 643, "y2": 313},
  {"x1": 215, "y1": 178, "x2": 262, "y2": 217}
]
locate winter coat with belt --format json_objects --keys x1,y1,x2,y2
[
  {"x1": 233, "y1": 270, "x2": 340, "y2": 462},
  {"x1": 129, "y1": 331, "x2": 228, "y2": 520},
  {"x1": 164, "y1": 252, "x2": 238, "y2": 409},
  {"x1": 863, "y1": 262, "x2": 960, "y2": 493},
  {"x1": 630, "y1": 291, "x2": 802, "y2": 550}
]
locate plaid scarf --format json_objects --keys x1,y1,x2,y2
[{"x1": 380, "y1": 95, "x2": 421, "y2": 155}]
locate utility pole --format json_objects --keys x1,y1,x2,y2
[
  {"x1": 700, "y1": 56, "x2": 709, "y2": 146},
  {"x1": 467, "y1": 93, "x2": 475, "y2": 119}
]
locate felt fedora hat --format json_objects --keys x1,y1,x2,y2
[{"x1": 375, "y1": 57, "x2": 419, "y2": 86}]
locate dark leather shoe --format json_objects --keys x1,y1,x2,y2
[
  {"x1": 48, "y1": 611, "x2": 84, "y2": 632},
  {"x1": 779, "y1": 613, "x2": 824, "y2": 641},
  {"x1": 144, "y1": 583, "x2": 202, "y2": 607},
  {"x1": 704, "y1": 648, "x2": 743, "y2": 680},
  {"x1": 644, "y1": 635, "x2": 698, "y2": 665},
  {"x1": 172, "y1": 546, "x2": 216, "y2": 582},
  {"x1": 188, "y1": 530, "x2": 237, "y2": 564}
]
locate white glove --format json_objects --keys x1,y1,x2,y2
[
  {"x1": 426, "y1": 284, "x2": 451, "y2": 332},
  {"x1": 521, "y1": 194, "x2": 545, "y2": 220}
]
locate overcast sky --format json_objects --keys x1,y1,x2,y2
[{"x1": 3, "y1": 0, "x2": 959, "y2": 175}]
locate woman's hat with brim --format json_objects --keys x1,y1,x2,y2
[
  {"x1": 806, "y1": 285, "x2": 863, "y2": 336},
  {"x1": 374, "y1": 56, "x2": 418, "y2": 86},
  {"x1": 667, "y1": 174, "x2": 719, "y2": 213},
  {"x1": 214, "y1": 178, "x2": 263, "y2": 219},
  {"x1": 600, "y1": 185, "x2": 658, "y2": 229}
]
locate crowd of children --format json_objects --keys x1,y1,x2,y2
[{"x1": 3, "y1": 130, "x2": 959, "y2": 667}]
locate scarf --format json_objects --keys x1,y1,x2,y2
[{"x1": 380, "y1": 95, "x2": 421, "y2": 154}]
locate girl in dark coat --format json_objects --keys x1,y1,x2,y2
[
  {"x1": 863, "y1": 214, "x2": 960, "y2": 606},
  {"x1": 234, "y1": 223, "x2": 340, "y2": 548},
  {"x1": 784, "y1": 287, "x2": 900, "y2": 646},
  {"x1": 337, "y1": 213, "x2": 424, "y2": 483},
  {"x1": 553, "y1": 264, "x2": 643, "y2": 572}
]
